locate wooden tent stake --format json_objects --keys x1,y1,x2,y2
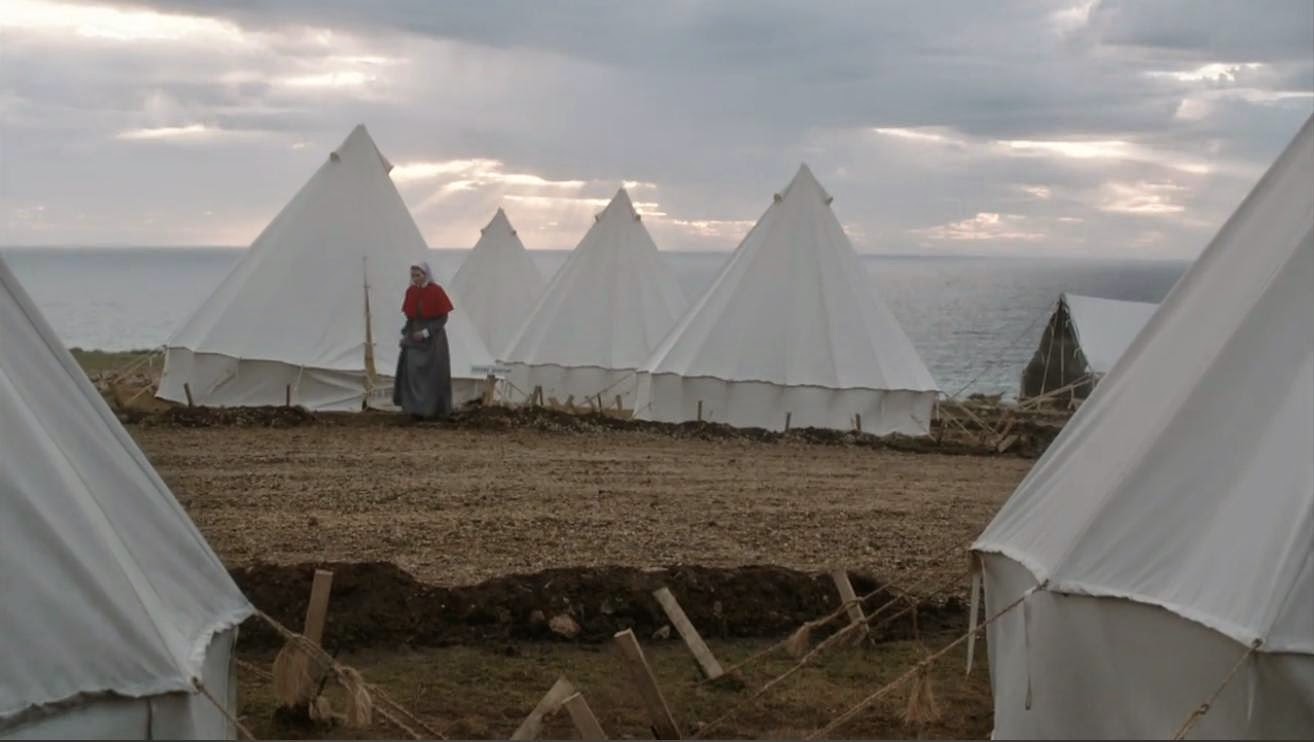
[
  {"x1": 613, "y1": 629, "x2": 682, "y2": 739},
  {"x1": 511, "y1": 676, "x2": 577, "y2": 740},
  {"x1": 652, "y1": 587, "x2": 725, "y2": 681},
  {"x1": 563, "y1": 693, "x2": 607, "y2": 741},
  {"x1": 696, "y1": 400, "x2": 703, "y2": 422},
  {"x1": 785, "y1": 411, "x2": 792, "y2": 431},
  {"x1": 304, "y1": 569, "x2": 334, "y2": 645},
  {"x1": 830, "y1": 570, "x2": 869, "y2": 640},
  {"x1": 183, "y1": 382, "x2": 194, "y2": 407}
]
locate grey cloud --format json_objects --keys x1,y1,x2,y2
[{"x1": 3, "y1": 0, "x2": 1310, "y2": 255}]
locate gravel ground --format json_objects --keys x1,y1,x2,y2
[{"x1": 133, "y1": 422, "x2": 1031, "y2": 591}]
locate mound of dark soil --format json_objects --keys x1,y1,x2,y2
[
  {"x1": 127, "y1": 405, "x2": 319, "y2": 428},
  {"x1": 232, "y1": 562, "x2": 964, "y2": 651}
]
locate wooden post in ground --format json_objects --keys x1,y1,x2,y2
[
  {"x1": 652, "y1": 587, "x2": 725, "y2": 681},
  {"x1": 183, "y1": 382, "x2": 194, "y2": 407},
  {"x1": 855, "y1": 413, "x2": 863, "y2": 433},
  {"x1": 482, "y1": 374, "x2": 497, "y2": 406},
  {"x1": 511, "y1": 676, "x2": 577, "y2": 740},
  {"x1": 615, "y1": 394, "x2": 624, "y2": 412},
  {"x1": 273, "y1": 568, "x2": 335, "y2": 709},
  {"x1": 304, "y1": 569, "x2": 334, "y2": 645},
  {"x1": 696, "y1": 400, "x2": 703, "y2": 422},
  {"x1": 563, "y1": 693, "x2": 607, "y2": 741},
  {"x1": 830, "y1": 569, "x2": 869, "y2": 642},
  {"x1": 785, "y1": 412, "x2": 792, "y2": 431},
  {"x1": 285, "y1": 384, "x2": 292, "y2": 408},
  {"x1": 533, "y1": 385, "x2": 544, "y2": 407},
  {"x1": 613, "y1": 629, "x2": 682, "y2": 739}
]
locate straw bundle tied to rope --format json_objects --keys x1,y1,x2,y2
[
  {"x1": 270, "y1": 636, "x2": 321, "y2": 706},
  {"x1": 901, "y1": 661, "x2": 941, "y2": 726},
  {"x1": 263, "y1": 614, "x2": 375, "y2": 729}
]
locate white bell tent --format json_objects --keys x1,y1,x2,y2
[
  {"x1": 973, "y1": 116, "x2": 1313, "y2": 737},
  {"x1": 1, "y1": 255, "x2": 252, "y2": 739},
  {"x1": 158, "y1": 125, "x2": 495, "y2": 411},
  {"x1": 449, "y1": 208, "x2": 546, "y2": 357},
  {"x1": 501, "y1": 188, "x2": 687, "y2": 407},
  {"x1": 634, "y1": 165, "x2": 939, "y2": 434},
  {"x1": 1019, "y1": 293, "x2": 1159, "y2": 400}
]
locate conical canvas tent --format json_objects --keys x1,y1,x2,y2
[
  {"x1": 449, "y1": 208, "x2": 546, "y2": 357},
  {"x1": 972, "y1": 116, "x2": 1314, "y2": 738},
  {"x1": 1019, "y1": 293, "x2": 1159, "y2": 401},
  {"x1": 501, "y1": 188, "x2": 687, "y2": 407},
  {"x1": 634, "y1": 165, "x2": 938, "y2": 434},
  {"x1": 158, "y1": 125, "x2": 495, "y2": 412},
  {"x1": 1, "y1": 255, "x2": 252, "y2": 739}
]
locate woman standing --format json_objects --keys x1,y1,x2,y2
[{"x1": 394, "y1": 262, "x2": 454, "y2": 419}]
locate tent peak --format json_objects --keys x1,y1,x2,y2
[
  {"x1": 482, "y1": 207, "x2": 517, "y2": 237},
  {"x1": 332, "y1": 124, "x2": 392, "y2": 172},
  {"x1": 781, "y1": 163, "x2": 832, "y2": 205},
  {"x1": 599, "y1": 187, "x2": 639, "y2": 222}
]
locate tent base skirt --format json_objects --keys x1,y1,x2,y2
[
  {"x1": 633, "y1": 372, "x2": 935, "y2": 435},
  {"x1": 2, "y1": 628, "x2": 240, "y2": 740},
  {"x1": 159, "y1": 348, "x2": 483, "y2": 412},
  {"x1": 980, "y1": 554, "x2": 1314, "y2": 740}
]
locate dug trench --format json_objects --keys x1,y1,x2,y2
[{"x1": 232, "y1": 561, "x2": 966, "y2": 651}]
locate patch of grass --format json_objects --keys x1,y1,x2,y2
[
  {"x1": 68, "y1": 347, "x2": 156, "y2": 375},
  {"x1": 236, "y1": 636, "x2": 992, "y2": 740}
]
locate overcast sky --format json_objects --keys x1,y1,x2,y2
[{"x1": 1, "y1": 0, "x2": 1310, "y2": 256}]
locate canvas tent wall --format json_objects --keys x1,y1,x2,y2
[
  {"x1": 449, "y1": 208, "x2": 547, "y2": 358},
  {"x1": 501, "y1": 188, "x2": 687, "y2": 407},
  {"x1": 1, "y1": 254, "x2": 252, "y2": 739},
  {"x1": 972, "y1": 116, "x2": 1314, "y2": 738},
  {"x1": 1019, "y1": 293, "x2": 1158, "y2": 401},
  {"x1": 158, "y1": 125, "x2": 495, "y2": 412},
  {"x1": 634, "y1": 165, "x2": 939, "y2": 434}
]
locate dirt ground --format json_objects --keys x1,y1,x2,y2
[
  {"x1": 129, "y1": 417, "x2": 1025, "y2": 738},
  {"x1": 131, "y1": 421, "x2": 1030, "y2": 590}
]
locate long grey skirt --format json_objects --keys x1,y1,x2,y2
[{"x1": 393, "y1": 315, "x2": 452, "y2": 419}]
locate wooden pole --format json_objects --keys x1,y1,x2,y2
[
  {"x1": 652, "y1": 587, "x2": 725, "y2": 681},
  {"x1": 855, "y1": 413, "x2": 863, "y2": 433},
  {"x1": 563, "y1": 693, "x2": 607, "y2": 741},
  {"x1": 285, "y1": 384, "x2": 292, "y2": 408},
  {"x1": 183, "y1": 382, "x2": 194, "y2": 408},
  {"x1": 613, "y1": 629, "x2": 682, "y2": 739},
  {"x1": 304, "y1": 569, "x2": 334, "y2": 645},
  {"x1": 785, "y1": 411, "x2": 791, "y2": 431},
  {"x1": 696, "y1": 400, "x2": 703, "y2": 422},
  {"x1": 482, "y1": 374, "x2": 497, "y2": 406},
  {"x1": 830, "y1": 570, "x2": 869, "y2": 641},
  {"x1": 615, "y1": 394, "x2": 623, "y2": 412},
  {"x1": 533, "y1": 385, "x2": 543, "y2": 407},
  {"x1": 511, "y1": 676, "x2": 577, "y2": 740}
]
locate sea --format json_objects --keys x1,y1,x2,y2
[{"x1": 1, "y1": 247, "x2": 1188, "y2": 398}]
